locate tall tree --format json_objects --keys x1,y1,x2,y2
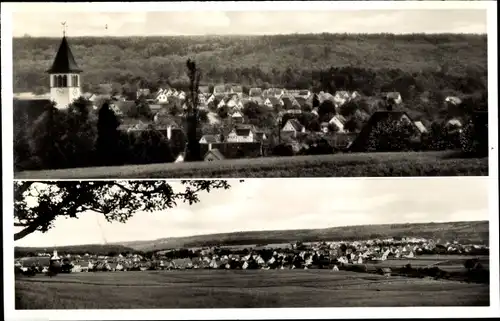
[
  {"x1": 184, "y1": 59, "x2": 202, "y2": 161},
  {"x1": 96, "y1": 102, "x2": 121, "y2": 166},
  {"x1": 14, "y1": 180, "x2": 235, "y2": 241}
]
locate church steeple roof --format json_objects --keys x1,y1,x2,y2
[{"x1": 47, "y1": 36, "x2": 82, "y2": 74}]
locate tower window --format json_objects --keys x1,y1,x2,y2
[
  {"x1": 62, "y1": 75, "x2": 68, "y2": 87},
  {"x1": 56, "y1": 75, "x2": 63, "y2": 88}
]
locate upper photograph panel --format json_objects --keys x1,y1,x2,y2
[{"x1": 10, "y1": 3, "x2": 490, "y2": 179}]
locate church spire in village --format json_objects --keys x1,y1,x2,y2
[{"x1": 47, "y1": 22, "x2": 83, "y2": 109}]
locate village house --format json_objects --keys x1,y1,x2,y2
[
  {"x1": 281, "y1": 118, "x2": 306, "y2": 137},
  {"x1": 264, "y1": 88, "x2": 285, "y2": 99},
  {"x1": 231, "y1": 85, "x2": 243, "y2": 96},
  {"x1": 318, "y1": 91, "x2": 335, "y2": 104},
  {"x1": 333, "y1": 91, "x2": 352, "y2": 108},
  {"x1": 328, "y1": 114, "x2": 347, "y2": 133},
  {"x1": 249, "y1": 87, "x2": 263, "y2": 97},
  {"x1": 414, "y1": 121, "x2": 428, "y2": 134},
  {"x1": 227, "y1": 124, "x2": 256, "y2": 143},
  {"x1": 199, "y1": 134, "x2": 222, "y2": 145},
  {"x1": 382, "y1": 92, "x2": 403, "y2": 105},
  {"x1": 213, "y1": 85, "x2": 226, "y2": 95},
  {"x1": 136, "y1": 88, "x2": 151, "y2": 99},
  {"x1": 204, "y1": 148, "x2": 226, "y2": 161},
  {"x1": 231, "y1": 111, "x2": 244, "y2": 123},
  {"x1": 445, "y1": 96, "x2": 462, "y2": 106},
  {"x1": 264, "y1": 96, "x2": 284, "y2": 109},
  {"x1": 198, "y1": 85, "x2": 210, "y2": 95},
  {"x1": 282, "y1": 95, "x2": 301, "y2": 110}
]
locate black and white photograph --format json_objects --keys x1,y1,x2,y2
[
  {"x1": 6, "y1": 2, "x2": 492, "y2": 179},
  {"x1": 1, "y1": 1, "x2": 498, "y2": 321},
  {"x1": 11, "y1": 178, "x2": 492, "y2": 309}
]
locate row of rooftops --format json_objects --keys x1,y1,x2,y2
[{"x1": 16, "y1": 238, "x2": 487, "y2": 271}]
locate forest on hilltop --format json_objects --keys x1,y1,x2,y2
[
  {"x1": 117, "y1": 221, "x2": 489, "y2": 252},
  {"x1": 13, "y1": 33, "x2": 487, "y2": 98},
  {"x1": 14, "y1": 221, "x2": 489, "y2": 255}
]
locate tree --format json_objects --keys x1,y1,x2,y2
[
  {"x1": 64, "y1": 97, "x2": 98, "y2": 167},
  {"x1": 344, "y1": 117, "x2": 362, "y2": 133},
  {"x1": 136, "y1": 97, "x2": 154, "y2": 120},
  {"x1": 338, "y1": 100, "x2": 359, "y2": 117},
  {"x1": 366, "y1": 118, "x2": 417, "y2": 152},
  {"x1": 29, "y1": 102, "x2": 71, "y2": 169},
  {"x1": 14, "y1": 180, "x2": 235, "y2": 241},
  {"x1": 184, "y1": 59, "x2": 202, "y2": 162},
  {"x1": 317, "y1": 100, "x2": 336, "y2": 122},
  {"x1": 198, "y1": 109, "x2": 209, "y2": 123},
  {"x1": 96, "y1": 102, "x2": 121, "y2": 166},
  {"x1": 217, "y1": 105, "x2": 229, "y2": 119},
  {"x1": 312, "y1": 94, "x2": 320, "y2": 108}
]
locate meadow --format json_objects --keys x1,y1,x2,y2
[
  {"x1": 15, "y1": 269, "x2": 489, "y2": 309},
  {"x1": 14, "y1": 150, "x2": 488, "y2": 179}
]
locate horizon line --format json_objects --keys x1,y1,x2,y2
[
  {"x1": 13, "y1": 31, "x2": 488, "y2": 39},
  {"x1": 15, "y1": 219, "x2": 489, "y2": 249}
]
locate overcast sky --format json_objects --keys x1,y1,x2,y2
[
  {"x1": 14, "y1": 177, "x2": 489, "y2": 247},
  {"x1": 10, "y1": 8, "x2": 487, "y2": 37}
]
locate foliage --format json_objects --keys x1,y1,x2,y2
[
  {"x1": 13, "y1": 180, "x2": 232, "y2": 241},
  {"x1": 13, "y1": 34, "x2": 487, "y2": 95},
  {"x1": 96, "y1": 101, "x2": 121, "y2": 166},
  {"x1": 242, "y1": 101, "x2": 277, "y2": 129},
  {"x1": 460, "y1": 116, "x2": 488, "y2": 157},
  {"x1": 343, "y1": 118, "x2": 362, "y2": 133},
  {"x1": 184, "y1": 59, "x2": 202, "y2": 162},
  {"x1": 317, "y1": 100, "x2": 336, "y2": 122},
  {"x1": 27, "y1": 99, "x2": 98, "y2": 170},
  {"x1": 121, "y1": 129, "x2": 175, "y2": 165},
  {"x1": 366, "y1": 118, "x2": 419, "y2": 152}
]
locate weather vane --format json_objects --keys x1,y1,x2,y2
[{"x1": 61, "y1": 22, "x2": 67, "y2": 37}]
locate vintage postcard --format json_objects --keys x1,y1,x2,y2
[
  {"x1": 2, "y1": 1, "x2": 499, "y2": 321},
  {"x1": 2, "y1": 1, "x2": 495, "y2": 180}
]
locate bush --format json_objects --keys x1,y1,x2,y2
[{"x1": 366, "y1": 119, "x2": 420, "y2": 152}]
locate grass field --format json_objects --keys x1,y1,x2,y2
[
  {"x1": 14, "y1": 151, "x2": 488, "y2": 179},
  {"x1": 15, "y1": 269, "x2": 489, "y2": 309},
  {"x1": 365, "y1": 255, "x2": 490, "y2": 272}
]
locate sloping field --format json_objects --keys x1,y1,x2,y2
[
  {"x1": 118, "y1": 220, "x2": 489, "y2": 252},
  {"x1": 15, "y1": 270, "x2": 489, "y2": 309},
  {"x1": 14, "y1": 151, "x2": 488, "y2": 179}
]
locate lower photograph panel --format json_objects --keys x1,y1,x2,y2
[{"x1": 13, "y1": 178, "x2": 490, "y2": 309}]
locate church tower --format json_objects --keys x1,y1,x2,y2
[{"x1": 47, "y1": 34, "x2": 82, "y2": 109}]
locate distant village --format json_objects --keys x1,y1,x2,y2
[
  {"x1": 15, "y1": 237, "x2": 488, "y2": 275},
  {"x1": 13, "y1": 34, "x2": 476, "y2": 163}
]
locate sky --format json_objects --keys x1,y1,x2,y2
[
  {"x1": 10, "y1": 8, "x2": 487, "y2": 37},
  {"x1": 14, "y1": 177, "x2": 489, "y2": 247}
]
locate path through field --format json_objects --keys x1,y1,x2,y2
[{"x1": 16, "y1": 270, "x2": 489, "y2": 309}]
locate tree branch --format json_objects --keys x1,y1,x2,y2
[{"x1": 14, "y1": 224, "x2": 40, "y2": 241}]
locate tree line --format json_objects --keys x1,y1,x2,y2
[{"x1": 13, "y1": 33, "x2": 486, "y2": 96}]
